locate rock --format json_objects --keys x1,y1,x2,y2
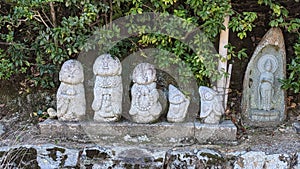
[
  {"x1": 0, "y1": 145, "x2": 298, "y2": 168},
  {"x1": 292, "y1": 122, "x2": 300, "y2": 134},
  {"x1": 36, "y1": 144, "x2": 79, "y2": 168},
  {"x1": 233, "y1": 151, "x2": 289, "y2": 169},
  {"x1": 47, "y1": 108, "x2": 57, "y2": 118},
  {"x1": 0, "y1": 123, "x2": 5, "y2": 136},
  {"x1": 164, "y1": 148, "x2": 226, "y2": 168}
]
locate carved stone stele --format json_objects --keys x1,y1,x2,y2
[
  {"x1": 167, "y1": 85, "x2": 190, "y2": 123},
  {"x1": 129, "y1": 63, "x2": 162, "y2": 123},
  {"x1": 92, "y1": 54, "x2": 123, "y2": 122},
  {"x1": 199, "y1": 86, "x2": 224, "y2": 124},
  {"x1": 242, "y1": 28, "x2": 286, "y2": 126},
  {"x1": 57, "y1": 59, "x2": 86, "y2": 121}
]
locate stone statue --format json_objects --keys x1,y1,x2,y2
[
  {"x1": 57, "y1": 59, "x2": 86, "y2": 121},
  {"x1": 241, "y1": 28, "x2": 286, "y2": 126},
  {"x1": 167, "y1": 84, "x2": 190, "y2": 123},
  {"x1": 257, "y1": 55, "x2": 278, "y2": 111},
  {"x1": 199, "y1": 86, "x2": 224, "y2": 124},
  {"x1": 92, "y1": 54, "x2": 123, "y2": 122},
  {"x1": 129, "y1": 63, "x2": 162, "y2": 123}
]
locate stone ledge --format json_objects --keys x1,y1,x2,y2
[
  {"x1": 0, "y1": 144, "x2": 298, "y2": 168},
  {"x1": 38, "y1": 119, "x2": 237, "y2": 146}
]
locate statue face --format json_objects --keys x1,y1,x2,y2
[
  {"x1": 264, "y1": 59, "x2": 272, "y2": 72},
  {"x1": 204, "y1": 92, "x2": 213, "y2": 101},
  {"x1": 93, "y1": 54, "x2": 121, "y2": 76},
  {"x1": 59, "y1": 60, "x2": 84, "y2": 84}
]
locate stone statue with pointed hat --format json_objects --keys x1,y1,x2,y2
[
  {"x1": 167, "y1": 84, "x2": 190, "y2": 122},
  {"x1": 199, "y1": 86, "x2": 224, "y2": 124}
]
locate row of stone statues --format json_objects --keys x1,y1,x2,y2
[
  {"x1": 56, "y1": 54, "x2": 224, "y2": 124},
  {"x1": 56, "y1": 28, "x2": 286, "y2": 127}
]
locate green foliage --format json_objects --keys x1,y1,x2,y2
[
  {"x1": 281, "y1": 35, "x2": 300, "y2": 93},
  {"x1": 0, "y1": 0, "x2": 299, "y2": 92},
  {"x1": 229, "y1": 12, "x2": 257, "y2": 39},
  {"x1": 225, "y1": 43, "x2": 248, "y2": 60},
  {"x1": 0, "y1": 0, "x2": 107, "y2": 88},
  {"x1": 261, "y1": 1, "x2": 300, "y2": 93},
  {"x1": 258, "y1": 0, "x2": 289, "y2": 27}
]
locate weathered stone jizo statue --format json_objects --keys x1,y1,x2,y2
[
  {"x1": 167, "y1": 84, "x2": 190, "y2": 123},
  {"x1": 129, "y1": 63, "x2": 162, "y2": 123},
  {"x1": 199, "y1": 86, "x2": 224, "y2": 124},
  {"x1": 57, "y1": 59, "x2": 86, "y2": 121},
  {"x1": 258, "y1": 55, "x2": 278, "y2": 111},
  {"x1": 92, "y1": 54, "x2": 123, "y2": 122}
]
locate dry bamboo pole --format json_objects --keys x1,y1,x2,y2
[{"x1": 217, "y1": 15, "x2": 230, "y2": 109}]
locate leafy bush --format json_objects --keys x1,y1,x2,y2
[{"x1": 0, "y1": 0, "x2": 299, "y2": 93}]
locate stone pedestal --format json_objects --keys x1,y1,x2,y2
[{"x1": 39, "y1": 119, "x2": 237, "y2": 146}]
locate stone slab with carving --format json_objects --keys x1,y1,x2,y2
[
  {"x1": 57, "y1": 59, "x2": 86, "y2": 121},
  {"x1": 129, "y1": 63, "x2": 162, "y2": 123},
  {"x1": 92, "y1": 54, "x2": 123, "y2": 122},
  {"x1": 167, "y1": 84, "x2": 190, "y2": 122},
  {"x1": 199, "y1": 86, "x2": 224, "y2": 124},
  {"x1": 242, "y1": 28, "x2": 286, "y2": 126}
]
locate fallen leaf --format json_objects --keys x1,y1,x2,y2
[{"x1": 290, "y1": 102, "x2": 297, "y2": 108}]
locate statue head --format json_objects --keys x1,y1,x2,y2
[
  {"x1": 93, "y1": 54, "x2": 122, "y2": 76},
  {"x1": 264, "y1": 59, "x2": 272, "y2": 72},
  {"x1": 199, "y1": 86, "x2": 217, "y2": 101},
  {"x1": 59, "y1": 59, "x2": 84, "y2": 85},
  {"x1": 132, "y1": 63, "x2": 156, "y2": 84}
]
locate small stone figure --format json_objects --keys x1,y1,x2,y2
[
  {"x1": 167, "y1": 84, "x2": 190, "y2": 123},
  {"x1": 199, "y1": 86, "x2": 224, "y2": 124},
  {"x1": 258, "y1": 55, "x2": 278, "y2": 111},
  {"x1": 57, "y1": 59, "x2": 86, "y2": 121},
  {"x1": 129, "y1": 63, "x2": 162, "y2": 123},
  {"x1": 92, "y1": 54, "x2": 123, "y2": 122}
]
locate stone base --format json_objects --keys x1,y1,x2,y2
[
  {"x1": 250, "y1": 109, "x2": 280, "y2": 121},
  {"x1": 39, "y1": 119, "x2": 236, "y2": 146}
]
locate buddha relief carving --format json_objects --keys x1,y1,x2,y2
[{"x1": 257, "y1": 55, "x2": 278, "y2": 111}]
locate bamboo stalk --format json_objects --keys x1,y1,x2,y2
[
  {"x1": 217, "y1": 15, "x2": 230, "y2": 108},
  {"x1": 225, "y1": 64, "x2": 232, "y2": 108}
]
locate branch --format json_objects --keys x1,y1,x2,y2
[
  {"x1": 33, "y1": 11, "x2": 49, "y2": 28},
  {"x1": 0, "y1": 42, "x2": 13, "y2": 45},
  {"x1": 49, "y1": 2, "x2": 57, "y2": 27},
  {"x1": 109, "y1": 0, "x2": 113, "y2": 29},
  {"x1": 41, "y1": 8, "x2": 54, "y2": 27}
]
